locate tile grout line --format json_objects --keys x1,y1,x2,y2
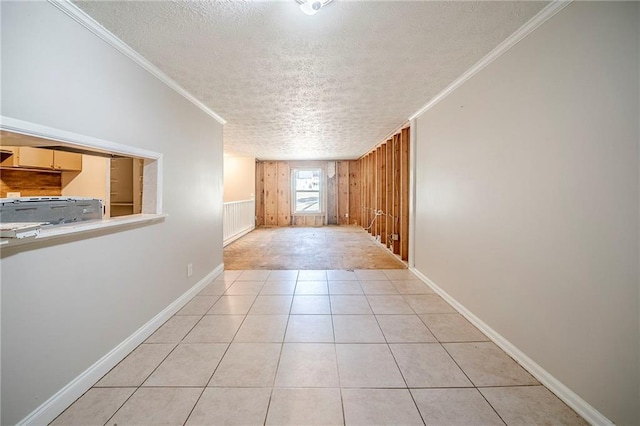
[
  {"x1": 369, "y1": 298, "x2": 428, "y2": 426},
  {"x1": 98, "y1": 341, "x2": 178, "y2": 424},
  {"x1": 263, "y1": 271, "x2": 298, "y2": 425},
  {"x1": 437, "y1": 341, "x2": 509, "y2": 425},
  {"x1": 180, "y1": 272, "x2": 245, "y2": 425},
  {"x1": 185, "y1": 271, "x2": 271, "y2": 423},
  {"x1": 326, "y1": 278, "x2": 348, "y2": 424},
  {"x1": 101, "y1": 388, "x2": 138, "y2": 426},
  {"x1": 163, "y1": 306, "x2": 218, "y2": 425},
  {"x1": 204, "y1": 272, "x2": 260, "y2": 388}
]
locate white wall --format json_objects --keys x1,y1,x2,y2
[
  {"x1": 413, "y1": 2, "x2": 638, "y2": 424},
  {"x1": 224, "y1": 155, "x2": 255, "y2": 203},
  {"x1": 1, "y1": 2, "x2": 224, "y2": 424}
]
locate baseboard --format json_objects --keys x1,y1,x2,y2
[
  {"x1": 17, "y1": 263, "x2": 224, "y2": 426},
  {"x1": 223, "y1": 225, "x2": 254, "y2": 247},
  {"x1": 409, "y1": 267, "x2": 613, "y2": 426}
]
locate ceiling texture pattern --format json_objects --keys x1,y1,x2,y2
[{"x1": 74, "y1": 0, "x2": 547, "y2": 160}]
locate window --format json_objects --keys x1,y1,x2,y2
[
  {"x1": 292, "y1": 168, "x2": 321, "y2": 213},
  {"x1": 0, "y1": 132, "x2": 153, "y2": 219},
  {"x1": 0, "y1": 117, "x2": 163, "y2": 248}
]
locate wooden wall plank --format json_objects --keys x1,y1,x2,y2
[
  {"x1": 276, "y1": 161, "x2": 290, "y2": 226},
  {"x1": 263, "y1": 161, "x2": 278, "y2": 226},
  {"x1": 255, "y1": 161, "x2": 264, "y2": 226},
  {"x1": 363, "y1": 156, "x2": 368, "y2": 230},
  {"x1": 302, "y1": 215, "x2": 323, "y2": 226},
  {"x1": 327, "y1": 163, "x2": 338, "y2": 225},
  {"x1": 373, "y1": 148, "x2": 378, "y2": 237},
  {"x1": 369, "y1": 152, "x2": 376, "y2": 235},
  {"x1": 400, "y1": 128, "x2": 410, "y2": 261},
  {"x1": 367, "y1": 151, "x2": 376, "y2": 235},
  {"x1": 385, "y1": 139, "x2": 393, "y2": 249},
  {"x1": 379, "y1": 144, "x2": 387, "y2": 245},
  {"x1": 337, "y1": 161, "x2": 350, "y2": 225},
  {"x1": 366, "y1": 156, "x2": 370, "y2": 229},
  {"x1": 375, "y1": 146, "x2": 382, "y2": 239},
  {"x1": 252, "y1": 158, "x2": 377, "y2": 231},
  {"x1": 349, "y1": 160, "x2": 361, "y2": 226},
  {"x1": 359, "y1": 158, "x2": 365, "y2": 228},
  {"x1": 393, "y1": 134, "x2": 401, "y2": 254},
  {"x1": 373, "y1": 149, "x2": 378, "y2": 237}
]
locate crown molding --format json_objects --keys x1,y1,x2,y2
[
  {"x1": 47, "y1": 0, "x2": 227, "y2": 125},
  {"x1": 409, "y1": 0, "x2": 572, "y2": 121}
]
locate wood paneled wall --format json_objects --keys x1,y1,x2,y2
[
  {"x1": 255, "y1": 160, "x2": 361, "y2": 227},
  {"x1": 348, "y1": 161, "x2": 361, "y2": 226},
  {"x1": 258, "y1": 161, "x2": 291, "y2": 226},
  {"x1": 253, "y1": 126, "x2": 408, "y2": 261},
  {"x1": 359, "y1": 127, "x2": 410, "y2": 261}
]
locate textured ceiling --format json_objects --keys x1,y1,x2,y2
[{"x1": 74, "y1": 0, "x2": 547, "y2": 160}]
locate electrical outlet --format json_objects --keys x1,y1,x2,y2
[
  {"x1": 6, "y1": 192, "x2": 20, "y2": 198},
  {"x1": 391, "y1": 234, "x2": 399, "y2": 241},
  {"x1": 345, "y1": 213, "x2": 349, "y2": 218},
  {"x1": 187, "y1": 263, "x2": 193, "y2": 277}
]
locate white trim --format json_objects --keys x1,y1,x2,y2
[
  {"x1": 408, "y1": 0, "x2": 572, "y2": 121},
  {"x1": 223, "y1": 225, "x2": 255, "y2": 247},
  {"x1": 16, "y1": 263, "x2": 225, "y2": 426},
  {"x1": 1, "y1": 116, "x2": 164, "y2": 217},
  {"x1": 222, "y1": 199, "x2": 256, "y2": 246},
  {"x1": 0, "y1": 214, "x2": 167, "y2": 249},
  {"x1": 1, "y1": 116, "x2": 161, "y2": 160},
  {"x1": 409, "y1": 267, "x2": 614, "y2": 426},
  {"x1": 46, "y1": 0, "x2": 226, "y2": 125}
]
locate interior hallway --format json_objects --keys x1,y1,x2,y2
[
  {"x1": 52, "y1": 269, "x2": 587, "y2": 425},
  {"x1": 224, "y1": 226, "x2": 406, "y2": 270}
]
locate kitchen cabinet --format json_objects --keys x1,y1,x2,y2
[
  {"x1": 53, "y1": 150, "x2": 82, "y2": 171},
  {"x1": 1, "y1": 146, "x2": 53, "y2": 169},
  {"x1": 0, "y1": 146, "x2": 82, "y2": 171}
]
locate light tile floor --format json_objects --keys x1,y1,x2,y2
[{"x1": 51, "y1": 270, "x2": 588, "y2": 426}]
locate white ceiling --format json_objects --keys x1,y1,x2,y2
[{"x1": 74, "y1": 0, "x2": 547, "y2": 160}]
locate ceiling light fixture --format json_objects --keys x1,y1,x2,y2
[{"x1": 296, "y1": 0, "x2": 333, "y2": 16}]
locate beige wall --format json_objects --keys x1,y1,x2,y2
[
  {"x1": 61, "y1": 154, "x2": 110, "y2": 217},
  {"x1": 413, "y1": 2, "x2": 638, "y2": 425},
  {"x1": 224, "y1": 155, "x2": 255, "y2": 203}
]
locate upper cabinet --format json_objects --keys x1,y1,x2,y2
[
  {"x1": 53, "y1": 150, "x2": 82, "y2": 171},
  {"x1": 0, "y1": 146, "x2": 82, "y2": 171},
  {"x1": 14, "y1": 147, "x2": 54, "y2": 169}
]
